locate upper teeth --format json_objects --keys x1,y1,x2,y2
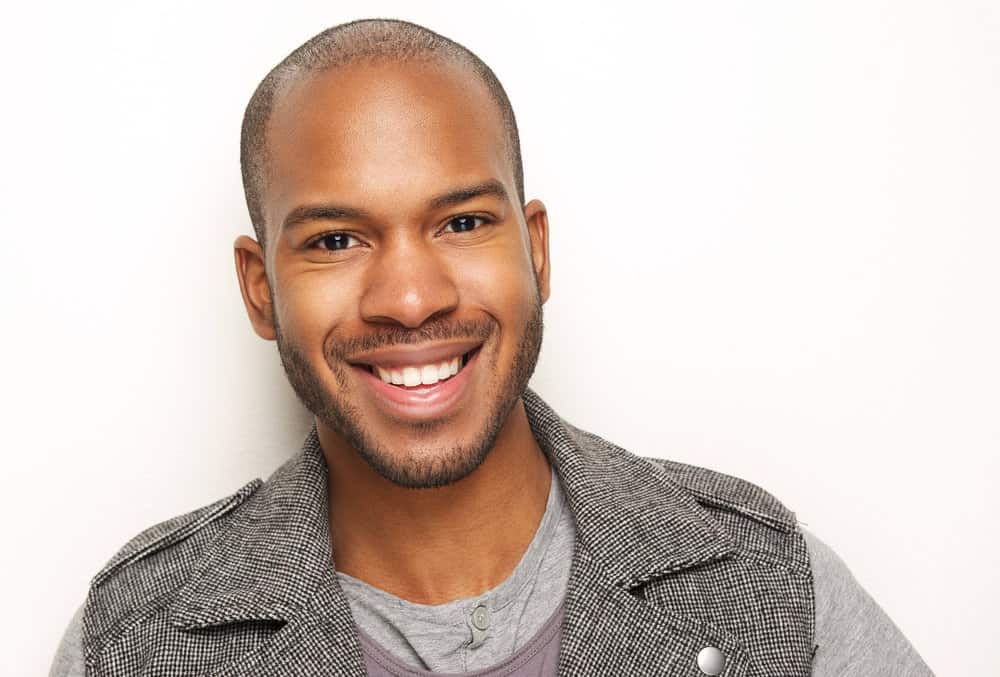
[{"x1": 375, "y1": 356, "x2": 461, "y2": 386}]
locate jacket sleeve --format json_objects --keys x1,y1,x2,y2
[
  {"x1": 48, "y1": 603, "x2": 86, "y2": 677},
  {"x1": 803, "y1": 527, "x2": 936, "y2": 676}
]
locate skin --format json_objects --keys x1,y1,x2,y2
[{"x1": 233, "y1": 59, "x2": 553, "y2": 604}]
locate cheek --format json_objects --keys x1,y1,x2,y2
[
  {"x1": 276, "y1": 270, "x2": 360, "y2": 349},
  {"x1": 452, "y1": 249, "x2": 538, "y2": 326}
]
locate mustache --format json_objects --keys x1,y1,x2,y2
[{"x1": 330, "y1": 317, "x2": 496, "y2": 360}]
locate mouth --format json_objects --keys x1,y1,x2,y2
[
  {"x1": 357, "y1": 346, "x2": 480, "y2": 389},
  {"x1": 347, "y1": 343, "x2": 484, "y2": 421}
]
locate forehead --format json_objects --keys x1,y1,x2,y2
[{"x1": 264, "y1": 58, "x2": 511, "y2": 231}]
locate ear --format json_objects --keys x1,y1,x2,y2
[
  {"x1": 233, "y1": 235, "x2": 277, "y2": 340},
  {"x1": 522, "y1": 199, "x2": 551, "y2": 303}
]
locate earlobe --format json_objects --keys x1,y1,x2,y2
[
  {"x1": 522, "y1": 199, "x2": 551, "y2": 304},
  {"x1": 233, "y1": 235, "x2": 277, "y2": 340}
]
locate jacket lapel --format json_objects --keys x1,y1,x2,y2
[
  {"x1": 167, "y1": 424, "x2": 368, "y2": 676},
  {"x1": 519, "y1": 389, "x2": 746, "y2": 676},
  {"x1": 207, "y1": 574, "x2": 368, "y2": 677},
  {"x1": 558, "y1": 542, "x2": 750, "y2": 676}
]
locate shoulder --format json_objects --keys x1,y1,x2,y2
[
  {"x1": 91, "y1": 478, "x2": 262, "y2": 588},
  {"x1": 558, "y1": 413, "x2": 802, "y2": 542},
  {"x1": 642, "y1": 455, "x2": 809, "y2": 570},
  {"x1": 83, "y1": 479, "x2": 262, "y2": 652},
  {"x1": 642, "y1": 455, "x2": 797, "y2": 532}
]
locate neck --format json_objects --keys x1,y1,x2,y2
[{"x1": 318, "y1": 398, "x2": 552, "y2": 605}]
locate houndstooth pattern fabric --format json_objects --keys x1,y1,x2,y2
[{"x1": 82, "y1": 388, "x2": 814, "y2": 676}]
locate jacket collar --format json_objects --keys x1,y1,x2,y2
[
  {"x1": 168, "y1": 387, "x2": 735, "y2": 629},
  {"x1": 520, "y1": 388, "x2": 735, "y2": 587}
]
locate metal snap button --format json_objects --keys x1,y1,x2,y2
[
  {"x1": 471, "y1": 604, "x2": 490, "y2": 631},
  {"x1": 697, "y1": 646, "x2": 725, "y2": 675}
]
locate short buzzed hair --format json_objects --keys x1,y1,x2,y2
[{"x1": 240, "y1": 18, "x2": 524, "y2": 251}]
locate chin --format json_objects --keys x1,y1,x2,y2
[{"x1": 356, "y1": 439, "x2": 494, "y2": 489}]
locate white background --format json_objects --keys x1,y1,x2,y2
[{"x1": 3, "y1": 1, "x2": 996, "y2": 674}]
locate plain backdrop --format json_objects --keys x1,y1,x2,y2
[{"x1": 3, "y1": 1, "x2": 996, "y2": 673}]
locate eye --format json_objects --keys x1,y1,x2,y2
[
  {"x1": 309, "y1": 232, "x2": 361, "y2": 251},
  {"x1": 443, "y1": 215, "x2": 488, "y2": 234}
]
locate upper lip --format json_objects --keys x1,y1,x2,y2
[{"x1": 347, "y1": 339, "x2": 482, "y2": 370}]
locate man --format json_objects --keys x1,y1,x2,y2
[{"x1": 51, "y1": 18, "x2": 933, "y2": 676}]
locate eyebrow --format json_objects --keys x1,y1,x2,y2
[
  {"x1": 280, "y1": 179, "x2": 511, "y2": 233},
  {"x1": 428, "y1": 179, "x2": 509, "y2": 210}
]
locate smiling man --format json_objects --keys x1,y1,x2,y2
[{"x1": 50, "y1": 18, "x2": 933, "y2": 677}]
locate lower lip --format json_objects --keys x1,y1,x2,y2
[{"x1": 353, "y1": 348, "x2": 481, "y2": 421}]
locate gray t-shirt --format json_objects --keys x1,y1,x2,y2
[
  {"x1": 358, "y1": 602, "x2": 565, "y2": 677},
  {"x1": 48, "y1": 468, "x2": 934, "y2": 676},
  {"x1": 339, "y1": 465, "x2": 572, "y2": 675}
]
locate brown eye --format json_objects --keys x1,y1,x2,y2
[
  {"x1": 444, "y1": 215, "x2": 485, "y2": 234},
  {"x1": 313, "y1": 232, "x2": 359, "y2": 250}
]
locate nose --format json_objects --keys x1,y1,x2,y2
[{"x1": 358, "y1": 234, "x2": 460, "y2": 328}]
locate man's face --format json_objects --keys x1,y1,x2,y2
[{"x1": 239, "y1": 59, "x2": 550, "y2": 488}]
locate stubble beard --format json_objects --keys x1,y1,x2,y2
[{"x1": 273, "y1": 287, "x2": 544, "y2": 489}]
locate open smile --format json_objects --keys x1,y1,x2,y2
[{"x1": 348, "y1": 342, "x2": 483, "y2": 421}]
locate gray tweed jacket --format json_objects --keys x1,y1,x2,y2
[{"x1": 81, "y1": 388, "x2": 815, "y2": 676}]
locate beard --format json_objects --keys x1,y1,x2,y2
[{"x1": 272, "y1": 283, "x2": 544, "y2": 489}]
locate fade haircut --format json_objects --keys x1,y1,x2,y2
[{"x1": 240, "y1": 18, "x2": 524, "y2": 251}]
